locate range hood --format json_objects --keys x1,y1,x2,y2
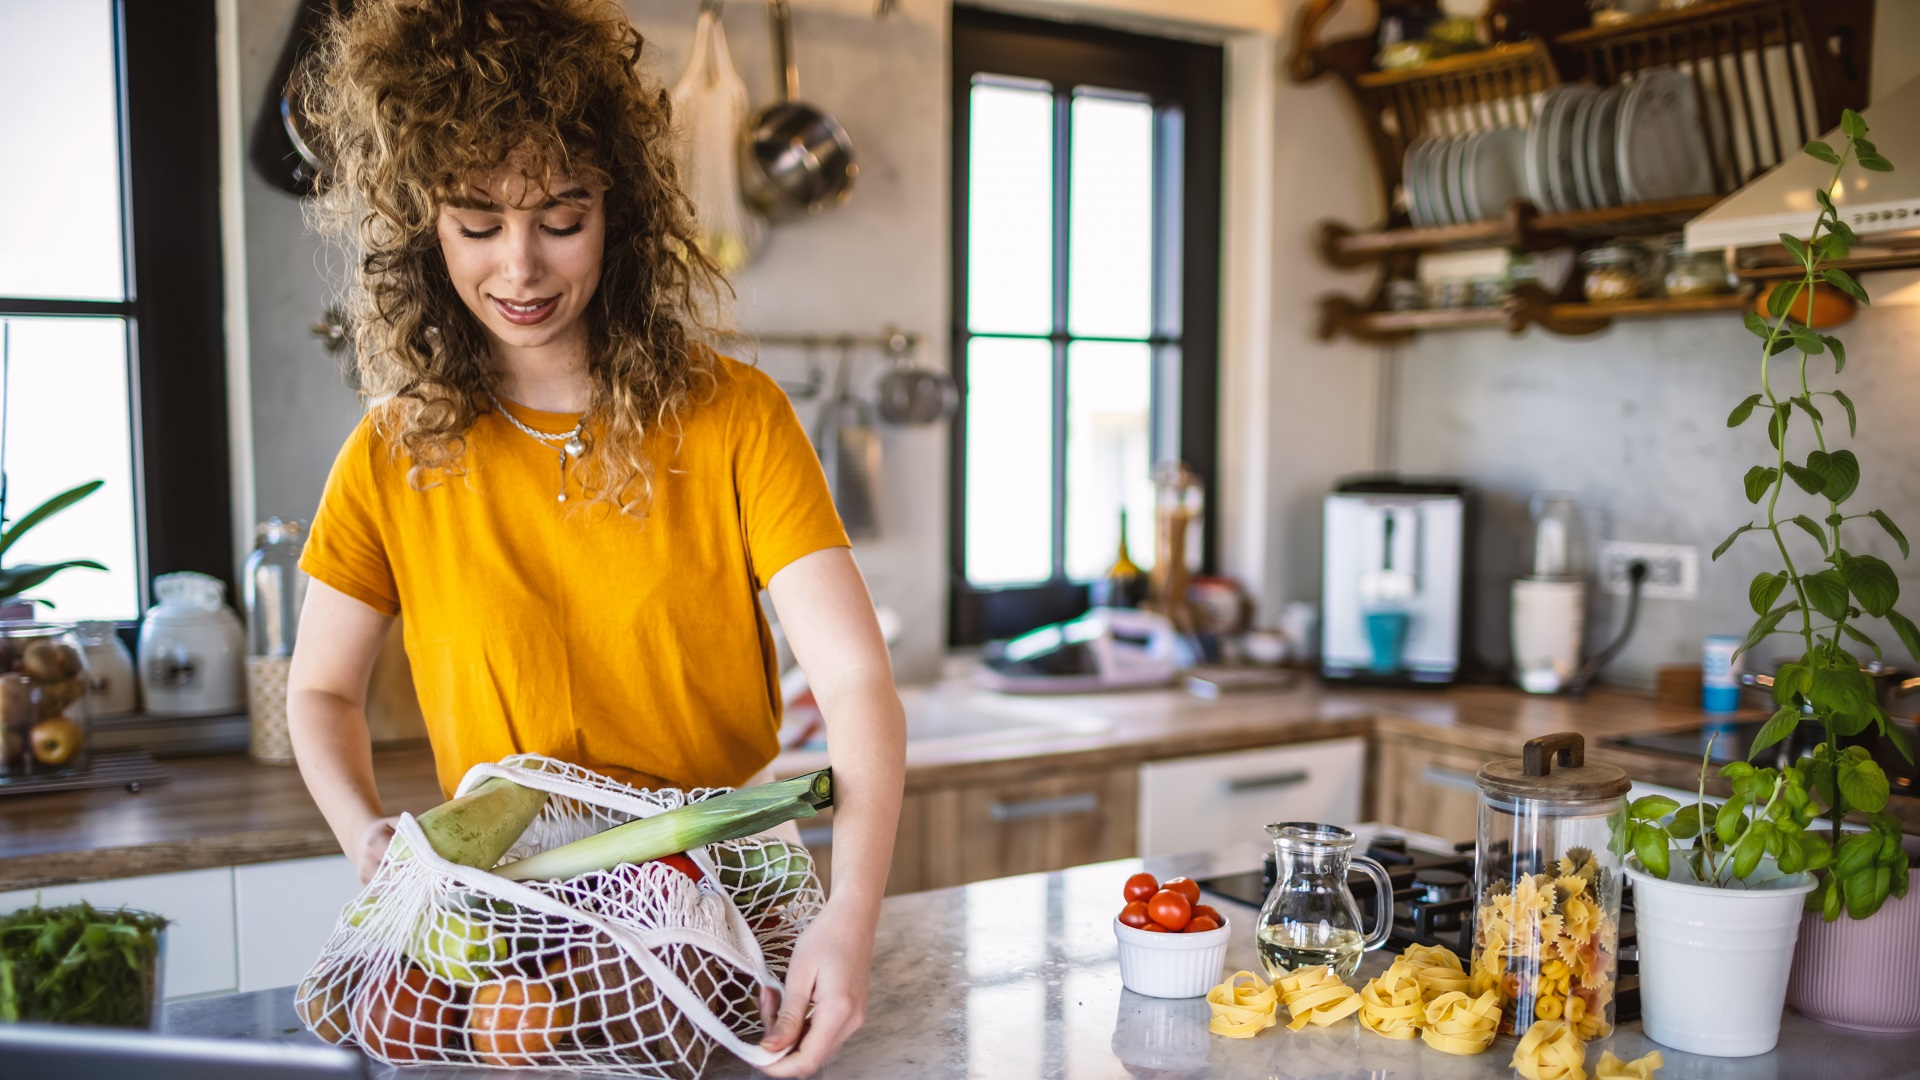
[{"x1": 1686, "y1": 75, "x2": 1920, "y2": 259}]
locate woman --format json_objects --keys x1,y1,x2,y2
[{"x1": 282, "y1": 1, "x2": 904, "y2": 1074}]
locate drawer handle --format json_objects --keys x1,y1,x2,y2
[
  {"x1": 796, "y1": 824, "x2": 834, "y2": 848},
  {"x1": 1422, "y1": 764, "x2": 1482, "y2": 793},
  {"x1": 989, "y1": 792, "x2": 1099, "y2": 822},
  {"x1": 1226, "y1": 770, "x2": 1311, "y2": 793}
]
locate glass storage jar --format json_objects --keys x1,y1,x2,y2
[
  {"x1": 1472, "y1": 732, "x2": 1629, "y2": 1040},
  {"x1": 1580, "y1": 245, "x2": 1646, "y2": 302},
  {"x1": 0, "y1": 622, "x2": 92, "y2": 780},
  {"x1": 1661, "y1": 238, "x2": 1730, "y2": 297}
]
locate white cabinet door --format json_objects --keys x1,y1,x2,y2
[
  {"x1": 1137, "y1": 739, "x2": 1366, "y2": 856},
  {"x1": 234, "y1": 855, "x2": 362, "y2": 991},
  {"x1": 0, "y1": 868, "x2": 237, "y2": 999}
]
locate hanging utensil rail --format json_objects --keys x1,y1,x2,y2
[{"x1": 719, "y1": 328, "x2": 922, "y2": 399}]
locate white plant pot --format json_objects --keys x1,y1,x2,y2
[{"x1": 1626, "y1": 854, "x2": 1817, "y2": 1057}]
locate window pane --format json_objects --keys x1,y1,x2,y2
[
  {"x1": 1068, "y1": 93, "x2": 1153, "y2": 339},
  {"x1": 967, "y1": 80, "x2": 1052, "y2": 335},
  {"x1": 0, "y1": 0, "x2": 125, "y2": 301},
  {"x1": 964, "y1": 337, "x2": 1052, "y2": 586},
  {"x1": 2, "y1": 317, "x2": 139, "y2": 619},
  {"x1": 1064, "y1": 341, "x2": 1153, "y2": 581}
]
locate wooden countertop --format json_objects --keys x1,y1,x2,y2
[{"x1": 0, "y1": 683, "x2": 1902, "y2": 891}]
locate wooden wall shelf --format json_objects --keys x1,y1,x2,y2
[{"x1": 1318, "y1": 285, "x2": 1753, "y2": 343}]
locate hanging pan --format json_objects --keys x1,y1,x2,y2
[{"x1": 740, "y1": 0, "x2": 857, "y2": 220}]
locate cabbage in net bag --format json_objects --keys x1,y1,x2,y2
[{"x1": 296, "y1": 756, "x2": 824, "y2": 1076}]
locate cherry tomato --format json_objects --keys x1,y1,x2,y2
[
  {"x1": 1147, "y1": 889, "x2": 1191, "y2": 931},
  {"x1": 1122, "y1": 872, "x2": 1159, "y2": 904},
  {"x1": 1191, "y1": 904, "x2": 1222, "y2": 925},
  {"x1": 655, "y1": 853, "x2": 704, "y2": 881},
  {"x1": 1184, "y1": 915, "x2": 1220, "y2": 934},
  {"x1": 1162, "y1": 876, "x2": 1201, "y2": 905},
  {"x1": 1140, "y1": 921, "x2": 1170, "y2": 932},
  {"x1": 1118, "y1": 901, "x2": 1152, "y2": 929}
]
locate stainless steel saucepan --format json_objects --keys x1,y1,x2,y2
[{"x1": 740, "y1": 0, "x2": 856, "y2": 220}]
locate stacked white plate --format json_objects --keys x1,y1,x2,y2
[
  {"x1": 1522, "y1": 73, "x2": 1714, "y2": 214},
  {"x1": 1403, "y1": 126, "x2": 1529, "y2": 227}
]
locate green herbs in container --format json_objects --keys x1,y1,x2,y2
[{"x1": 0, "y1": 902, "x2": 169, "y2": 1028}]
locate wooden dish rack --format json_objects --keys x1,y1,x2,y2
[{"x1": 1288, "y1": 0, "x2": 1874, "y2": 342}]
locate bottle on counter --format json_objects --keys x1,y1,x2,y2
[
  {"x1": 75, "y1": 620, "x2": 137, "y2": 719},
  {"x1": 243, "y1": 518, "x2": 310, "y2": 765},
  {"x1": 1088, "y1": 510, "x2": 1147, "y2": 609}
]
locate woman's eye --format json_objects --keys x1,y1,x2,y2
[
  {"x1": 457, "y1": 225, "x2": 501, "y2": 239},
  {"x1": 543, "y1": 222, "x2": 585, "y2": 237}
]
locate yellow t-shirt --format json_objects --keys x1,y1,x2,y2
[{"x1": 300, "y1": 357, "x2": 849, "y2": 797}]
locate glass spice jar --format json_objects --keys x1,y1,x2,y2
[
  {"x1": 1472, "y1": 732, "x2": 1629, "y2": 1040},
  {"x1": 0, "y1": 622, "x2": 93, "y2": 781},
  {"x1": 1580, "y1": 245, "x2": 1646, "y2": 303},
  {"x1": 1661, "y1": 239, "x2": 1730, "y2": 297}
]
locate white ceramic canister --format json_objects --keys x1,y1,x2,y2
[
  {"x1": 138, "y1": 572, "x2": 246, "y2": 717},
  {"x1": 1626, "y1": 855, "x2": 1815, "y2": 1057},
  {"x1": 75, "y1": 620, "x2": 138, "y2": 718}
]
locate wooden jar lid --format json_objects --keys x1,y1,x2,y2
[{"x1": 1476, "y1": 731, "x2": 1629, "y2": 803}]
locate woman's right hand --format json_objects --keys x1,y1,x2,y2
[{"x1": 354, "y1": 814, "x2": 403, "y2": 883}]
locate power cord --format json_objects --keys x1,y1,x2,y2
[{"x1": 1568, "y1": 560, "x2": 1648, "y2": 698}]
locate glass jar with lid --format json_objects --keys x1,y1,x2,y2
[
  {"x1": 1580, "y1": 245, "x2": 1646, "y2": 302},
  {"x1": 0, "y1": 622, "x2": 92, "y2": 781},
  {"x1": 1661, "y1": 238, "x2": 1730, "y2": 297},
  {"x1": 1472, "y1": 732, "x2": 1629, "y2": 1040}
]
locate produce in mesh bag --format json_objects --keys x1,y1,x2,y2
[{"x1": 296, "y1": 756, "x2": 829, "y2": 1075}]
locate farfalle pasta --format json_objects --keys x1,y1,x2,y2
[
  {"x1": 1511, "y1": 1019, "x2": 1588, "y2": 1080},
  {"x1": 1276, "y1": 964, "x2": 1364, "y2": 1031},
  {"x1": 1206, "y1": 970, "x2": 1279, "y2": 1039},
  {"x1": 1473, "y1": 848, "x2": 1618, "y2": 1039},
  {"x1": 1596, "y1": 1049, "x2": 1664, "y2": 1079}
]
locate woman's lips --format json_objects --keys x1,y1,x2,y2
[{"x1": 491, "y1": 294, "x2": 560, "y2": 325}]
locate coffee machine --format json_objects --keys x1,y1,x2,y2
[{"x1": 1321, "y1": 477, "x2": 1467, "y2": 685}]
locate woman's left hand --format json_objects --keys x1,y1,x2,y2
[{"x1": 757, "y1": 897, "x2": 878, "y2": 1076}]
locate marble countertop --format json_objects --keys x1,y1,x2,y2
[
  {"x1": 161, "y1": 845, "x2": 1920, "y2": 1079},
  {"x1": 4, "y1": 681, "x2": 1768, "y2": 891}
]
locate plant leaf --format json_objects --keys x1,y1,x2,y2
[
  {"x1": 1633, "y1": 823, "x2": 1670, "y2": 879},
  {"x1": 1768, "y1": 280, "x2": 1804, "y2": 319},
  {"x1": 1750, "y1": 571, "x2": 1789, "y2": 614},
  {"x1": 1743, "y1": 466, "x2": 1778, "y2": 504},
  {"x1": 1830, "y1": 389, "x2": 1857, "y2": 435},
  {"x1": 1823, "y1": 450, "x2": 1861, "y2": 503},
  {"x1": 0, "y1": 481, "x2": 104, "y2": 562},
  {"x1": 1727, "y1": 393, "x2": 1764, "y2": 427},
  {"x1": 1795, "y1": 393, "x2": 1826, "y2": 423},
  {"x1": 1841, "y1": 554, "x2": 1899, "y2": 617},
  {"x1": 1887, "y1": 610, "x2": 1920, "y2": 665},
  {"x1": 1737, "y1": 602, "x2": 1798, "y2": 659},
  {"x1": 1791, "y1": 324, "x2": 1824, "y2": 354},
  {"x1": 1751, "y1": 706, "x2": 1804, "y2": 755},
  {"x1": 1868, "y1": 509, "x2": 1908, "y2": 558},
  {"x1": 0, "y1": 561, "x2": 107, "y2": 602},
  {"x1": 1860, "y1": 154, "x2": 1895, "y2": 172},
  {"x1": 1813, "y1": 666, "x2": 1874, "y2": 716},
  {"x1": 1803, "y1": 568, "x2": 1851, "y2": 620},
  {"x1": 1743, "y1": 311, "x2": 1770, "y2": 339},
  {"x1": 1772, "y1": 662, "x2": 1809, "y2": 705},
  {"x1": 1769, "y1": 402, "x2": 1791, "y2": 449},
  {"x1": 1839, "y1": 621, "x2": 1883, "y2": 660},
  {"x1": 1714, "y1": 523, "x2": 1756, "y2": 561},
  {"x1": 1823, "y1": 267, "x2": 1870, "y2": 306},
  {"x1": 1779, "y1": 233, "x2": 1811, "y2": 269},
  {"x1": 1805, "y1": 139, "x2": 1841, "y2": 163},
  {"x1": 1824, "y1": 336, "x2": 1847, "y2": 373},
  {"x1": 1631, "y1": 794, "x2": 1681, "y2": 820},
  {"x1": 1784, "y1": 460, "x2": 1825, "y2": 495},
  {"x1": 1837, "y1": 758, "x2": 1892, "y2": 813},
  {"x1": 1669, "y1": 804, "x2": 1704, "y2": 840},
  {"x1": 1842, "y1": 108, "x2": 1867, "y2": 138},
  {"x1": 1790, "y1": 514, "x2": 1829, "y2": 552}
]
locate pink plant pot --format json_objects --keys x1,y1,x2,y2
[{"x1": 1786, "y1": 868, "x2": 1920, "y2": 1032}]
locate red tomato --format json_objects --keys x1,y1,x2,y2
[
  {"x1": 1191, "y1": 904, "x2": 1222, "y2": 925},
  {"x1": 1122, "y1": 872, "x2": 1159, "y2": 904},
  {"x1": 1162, "y1": 876, "x2": 1201, "y2": 905},
  {"x1": 1118, "y1": 901, "x2": 1152, "y2": 929},
  {"x1": 656, "y1": 853, "x2": 704, "y2": 882},
  {"x1": 1147, "y1": 889, "x2": 1191, "y2": 931},
  {"x1": 1184, "y1": 915, "x2": 1220, "y2": 934},
  {"x1": 1140, "y1": 921, "x2": 1170, "y2": 932}
]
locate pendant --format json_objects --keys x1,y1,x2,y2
[{"x1": 564, "y1": 436, "x2": 586, "y2": 458}]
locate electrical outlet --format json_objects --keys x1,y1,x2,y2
[{"x1": 1598, "y1": 541, "x2": 1699, "y2": 599}]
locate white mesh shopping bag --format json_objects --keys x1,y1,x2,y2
[{"x1": 296, "y1": 755, "x2": 824, "y2": 1076}]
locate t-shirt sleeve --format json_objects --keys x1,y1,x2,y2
[
  {"x1": 300, "y1": 417, "x2": 402, "y2": 617},
  {"x1": 730, "y1": 363, "x2": 851, "y2": 590}
]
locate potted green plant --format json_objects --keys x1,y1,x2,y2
[
  {"x1": 0, "y1": 479, "x2": 106, "y2": 618},
  {"x1": 1613, "y1": 744, "x2": 1820, "y2": 1055},
  {"x1": 1713, "y1": 110, "x2": 1919, "y2": 1032}
]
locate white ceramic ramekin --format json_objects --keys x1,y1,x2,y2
[{"x1": 1113, "y1": 916, "x2": 1231, "y2": 998}]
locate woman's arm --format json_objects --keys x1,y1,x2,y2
[
  {"x1": 758, "y1": 546, "x2": 905, "y2": 1077},
  {"x1": 287, "y1": 579, "x2": 400, "y2": 883}
]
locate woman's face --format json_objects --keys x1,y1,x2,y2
[{"x1": 436, "y1": 168, "x2": 606, "y2": 355}]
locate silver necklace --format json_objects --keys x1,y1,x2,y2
[{"x1": 488, "y1": 391, "x2": 587, "y2": 502}]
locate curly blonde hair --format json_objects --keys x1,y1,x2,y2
[{"x1": 300, "y1": 0, "x2": 722, "y2": 513}]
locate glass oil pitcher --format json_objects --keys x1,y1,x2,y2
[{"x1": 1256, "y1": 822, "x2": 1392, "y2": 981}]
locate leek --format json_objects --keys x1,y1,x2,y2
[
  {"x1": 494, "y1": 768, "x2": 833, "y2": 882},
  {"x1": 415, "y1": 776, "x2": 550, "y2": 869}
]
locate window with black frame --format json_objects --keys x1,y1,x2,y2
[
  {"x1": 949, "y1": 8, "x2": 1222, "y2": 646},
  {"x1": 0, "y1": 0, "x2": 231, "y2": 621}
]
